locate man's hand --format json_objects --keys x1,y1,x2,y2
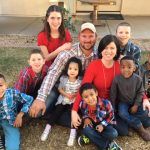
[
  {"x1": 71, "y1": 110, "x2": 81, "y2": 129},
  {"x1": 130, "y1": 105, "x2": 138, "y2": 114},
  {"x1": 14, "y1": 112, "x2": 24, "y2": 127},
  {"x1": 96, "y1": 125, "x2": 104, "y2": 133},
  {"x1": 143, "y1": 98, "x2": 150, "y2": 117},
  {"x1": 83, "y1": 118, "x2": 93, "y2": 128},
  {"x1": 29, "y1": 99, "x2": 46, "y2": 118}
]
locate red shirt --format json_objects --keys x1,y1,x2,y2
[
  {"x1": 72, "y1": 59, "x2": 121, "y2": 112},
  {"x1": 37, "y1": 29, "x2": 72, "y2": 67}
]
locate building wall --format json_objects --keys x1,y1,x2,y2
[
  {"x1": 0, "y1": 0, "x2": 49, "y2": 17},
  {"x1": 121, "y1": 0, "x2": 150, "y2": 16},
  {"x1": 0, "y1": 0, "x2": 150, "y2": 16}
]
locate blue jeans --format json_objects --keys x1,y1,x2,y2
[
  {"x1": 118, "y1": 102, "x2": 150, "y2": 129},
  {"x1": 82, "y1": 125, "x2": 118, "y2": 149},
  {"x1": 44, "y1": 84, "x2": 71, "y2": 127},
  {"x1": 0, "y1": 120, "x2": 20, "y2": 150}
]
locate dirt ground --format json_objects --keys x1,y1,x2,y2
[{"x1": 0, "y1": 35, "x2": 150, "y2": 150}]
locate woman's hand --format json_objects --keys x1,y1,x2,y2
[{"x1": 71, "y1": 110, "x2": 81, "y2": 128}]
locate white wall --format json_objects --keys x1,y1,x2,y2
[
  {"x1": 0, "y1": 0, "x2": 49, "y2": 17},
  {"x1": 121, "y1": 0, "x2": 150, "y2": 16}
]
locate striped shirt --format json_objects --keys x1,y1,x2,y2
[
  {"x1": 37, "y1": 42, "x2": 97, "y2": 101},
  {"x1": 0, "y1": 88, "x2": 33, "y2": 125}
]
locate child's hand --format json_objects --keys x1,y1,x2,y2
[
  {"x1": 96, "y1": 125, "x2": 104, "y2": 133},
  {"x1": 83, "y1": 118, "x2": 93, "y2": 128},
  {"x1": 130, "y1": 105, "x2": 138, "y2": 114},
  {"x1": 13, "y1": 112, "x2": 24, "y2": 127},
  {"x1": 66, "y1": 93, "x2": 75, "y2": 101}
]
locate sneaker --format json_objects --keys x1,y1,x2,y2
[
  {"x1": 40, "y1": 125, "x2": 51, "y2": 141},
  {"x1": 78, "y1": 135, "x2": 90, "y2": 147},
  {"x1": 67, "y1": 135, "x2": 76, "y2": 147},
  {"x1": 108, "y1": 141, "x2": 122, "y2": 150},
  {"x1": 0, "y1": 136, "x2": 4, "y2": 150}
]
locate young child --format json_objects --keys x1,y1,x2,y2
[
  {"x1": 40, "y1": 57, "x2": 82, "y2": 146},
  {"x1": 110, "y1": 56, "x2": 150, "y2": 141},
  {"x1": 0, "y1": 74, "x2": 33, "y2": 149},
  {"x1": 78, "y1": 83, "x2": 121, "y2": 150},
  {"x1": 14, "y1": 49, "x2": 48, "y2": 99},
  {"x1": 116, "y1": 22, "x2": 141, "y2": 74}
]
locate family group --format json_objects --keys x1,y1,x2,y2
[{"x1": 0, "y1": 5, "x2": 150, "y2": 150}]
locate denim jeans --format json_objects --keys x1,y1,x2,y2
[
  {"x1": 118, "y1": 102, "x2": 150, "y2": 129},
  {"x1": 44, "y1": 84, "x2": 71, "y2": 128},
  {"x1": 0, "y1": 120, "x2": 20, "y2": 150},
  {"x1": 82, "y1": 125, "x2": 118, "y2": 150}
]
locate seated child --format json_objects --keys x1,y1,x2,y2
[
  {"x1": 0, "y1": 74, "x2": 33, "y2": 150},
  {"x1": 40, "y1": 57, "x2": 82, "y2": 146},
  {"x1": 78, "y1": 83, "x2": 121, "y2": 150},
  {"x1": 14, "y1": 49, "x2": 48, "y2": 99},
  {"x1": 116, "y1": 22, "x2": 141, "y2": 74},
  {"x1": 110, "y1": 56, "x2": 150, "y2": 141}
]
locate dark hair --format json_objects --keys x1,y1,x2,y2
[
  {"x1": 79, "y1": 83, "x2": 97, "y2": 96},
  {"x1": 63, "y1": 57, "x2": 82, "y2": 77},
  {"x1": 0, "y1": 74, "x2": 6, "y2": 81},
  {"x1": 120, "y1": 55, "x2": 135, "y2": 64},
  {"x1": 29, "y1": 49, "x2": 44, "y2": 59},
  {"x1": 98, "y1": 34, "x2": 120, "y2": 60},
  {"x1": 116, "y1": 22, "x2": 131, "y2": 32},
  {"x1": 42, "y1": 5, "x2": 65, "y2": 41}
]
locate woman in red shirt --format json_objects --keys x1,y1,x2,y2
[{"x1": 37, "y1": 5, "x2": 72, "y2": 67}]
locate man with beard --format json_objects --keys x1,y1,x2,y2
[{"x1": 30, "y1": 22, "x2": 98, "y2": 126}]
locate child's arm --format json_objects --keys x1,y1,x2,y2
[
  {"x1": 14, "y1": 69, "x2": 30, "y2": 93},
  {"x1": 14, "y1": 112, "x2": 24, "y2": 127},
  {"x1": 58, "y1": 87, "x2": 73, "y2": 100}
]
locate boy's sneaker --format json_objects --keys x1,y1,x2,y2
[
  {"x1": 0, "y1": 136, "x2": 4, "y2": 150},
  {"x1": 78, "y1": 135, "x2": 90, "y2": 147},
  {"x1": 40, "y1": 124, "x2": 51, "y2": 141},
  {"x1": 108, "y1": 140, "x2": 122, "y2": 150}
]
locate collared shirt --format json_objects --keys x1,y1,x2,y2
[
  {"x1": 0, "y1": 88, "x2": 33, "y2": 125},
  {"x1": 120, "y1": 40, "x2": 141, "y2": 67},
  {"x1": 37, "y1": 42, "x2": 97, "y2": 101},
  {"x1": 14, "y1": 65, "x2": 48, "y2": 99},
  {"x1": 80, "y1": 97, "x2": 114, "y2": 127}
]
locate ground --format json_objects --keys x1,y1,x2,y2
[{"x1": 0, "y1": 35, "x2": 150, "y2": 150}]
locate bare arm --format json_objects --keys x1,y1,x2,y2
[{"x1": 40, "y1": 43, "x2": 71, "y2": 61}]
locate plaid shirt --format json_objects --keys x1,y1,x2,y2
[
  {"x1": 14, "y1": 65, "x2": 48, "y2": 99},
  {"x1": 0, "y1": 88, "x2": 33, "y2": 125},
  {"x1": 37, "y1": 42, "x2": 98, "y2": 101},
  {"x1": 120, "y1": 40, "x2": 141, "y2": 68},
  {"x1": 80, "y1": 97, "x2": 114, "y2": 127}
]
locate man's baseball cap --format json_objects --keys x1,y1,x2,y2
[{"x1": 80, "y1": 22, "x2": 96, "y2": 33}]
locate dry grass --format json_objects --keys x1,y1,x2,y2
[{"x1": 0, "y1": 38, "x2": 150, "y2": 150}]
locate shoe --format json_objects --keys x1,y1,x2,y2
[
  {"x1": 78, "y1": 135, "x2": 90, "y2": 147},
  {"x1": 108, "y1": 141, "x2": 122, "y2": 150},
  {"x1": 40, "y1": 125, "x2": 51, "y2": 141},
  {"x1": 67, "y1": 135, "x2": 76, "y2": 147},
  {"x1": 136, "y1": 125, "x2": 150, "y2": 141},
  {"x1": 0, "y1": 136, "x2": 4, "y2": 150}
]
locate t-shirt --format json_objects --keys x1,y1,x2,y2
[{"x1": 37, "y1": 29, "x2": 72, "y2": 67}]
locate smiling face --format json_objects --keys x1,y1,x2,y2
[
  {"x1": 101, "y1": 42, "x2": 117, "y2": 61},
  {"x1": 28, "y1": 53, "x2": 45, "y2": 73},
  {"x1": 0, "y1": 78, "x2": 7, "y2": 99},
  {"x1": 78, "y1": 29, "x2": 97, "y2": 52},
  {"x1": 67, "y1": 62, "x2": 79, "y2": 79},
  {"x1": 81, "y1": 89, "x2": 98, "y2": 106},
  {"x1": 116, "y1": 26, "x2": 131, "y2": 46},
  {"x1": 120, "y1": 59, "x2": 135, "y2": 78},
  {"x1": 47, "y1": 11, "x2": 62, "y2": 31}
]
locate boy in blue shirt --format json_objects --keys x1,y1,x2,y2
[{"x1": 0, "y1": 74, "x2": 33, "y2": 150}]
